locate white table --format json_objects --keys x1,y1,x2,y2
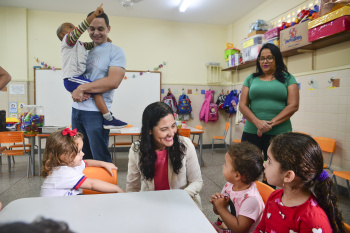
[{"x1": 0, "y1": 190, "x2": 216, "y2": 233}]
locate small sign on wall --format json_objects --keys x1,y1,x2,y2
[
  {"x1": 9, "y1": 102, "x2": 18, "y2": 113},
  {"x1": 9, "y1": 84, "x2": 25, "y2": 95},
  {"x1": 18, "y1": 102, "x2": 26, "y2": 112}
]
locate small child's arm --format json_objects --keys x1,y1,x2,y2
[
  {"x1": 213, "y1": 197, "x2": 255, "y2": 233},
  {"x1": 66, "y1": 4, "x2": 104, "y2": 48},
  {"x1": 84, "y1": 159, "x2": 117, "y2": 176},
  {"x1": 80, "y1": 178, "x2": 125, "y2": 193}
]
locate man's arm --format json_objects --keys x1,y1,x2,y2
[
  {"x1": 72, "y1": 66, "x2": 125, "y2": 102},
  {"x1": 0, "y1": 66, "x2": 11, "y2": 90}
]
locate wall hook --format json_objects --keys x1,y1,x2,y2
[
  {"x1": 308, "y1": 80, "x2": 314, "y2": 85},
  {"x1": 328, "y1": 77, "x2": 334, "y2": 83}
]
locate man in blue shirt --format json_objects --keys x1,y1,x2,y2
[{"x1": 71, "y1": 12, "x2": 126, "y2": 162}]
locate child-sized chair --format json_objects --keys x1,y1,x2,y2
[
  {"x1": 344, "y1": 222, "x2": 350, "y2": 233},
  {"x1": 178, "y1": 128, "x2": 191, "y2": 138},
  {"x1": 255, "y1": 181, "x2": 275, "y2": 204},
  {"x1": 313, "y1": 137, "x2": 336, "y2": 172},
  {"x1": 332, "y1": 170, "x2": 350, "y2": 198},
  {"x1": 82, "y1": 167, "x2": 118, "y2": 195},
  {"x1": 211, "y1": 122, "x2": 230, "y2": 154},
  {"x1": 0, "y1": 131, "x2": 32, "y2": 178}
]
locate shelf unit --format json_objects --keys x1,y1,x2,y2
[{"x1": 222, "y1": 30, "x2": 350, "y2": 72}]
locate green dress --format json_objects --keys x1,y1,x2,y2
[{"x1": 243, "y1": 73, "x2": 297, "y2": 135}]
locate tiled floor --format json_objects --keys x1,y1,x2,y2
[{"x1": 1, "y1": 148, "x2": 349, "y2": 225}]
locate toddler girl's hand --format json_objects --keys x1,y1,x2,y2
[
  {"x1": 94, "y1": 4, "x2": 104, "y2": 17},
  {"x1": 103, "y1": 162, "x2": 118, "y2": 176},
  {"x1": 210, "y1": 193, "x2": 224, "y2": 203},
  {"x1": 212, "y1": 196, "x2": 229, "y2": 209}
]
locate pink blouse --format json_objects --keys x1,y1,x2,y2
[{"x1": 154, "y1": 149, "x2": 170, "y2": 191}]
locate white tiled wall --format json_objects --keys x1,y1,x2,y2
[{"x1": 292, "y1": 68, "x2": 350, "y2": 177}]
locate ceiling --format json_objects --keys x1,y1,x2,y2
[{"x1": 0, "y1": 0, "x2": 266, "y2": 25}]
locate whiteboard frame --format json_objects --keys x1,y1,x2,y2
[{"x1": 34, "y1": 68, "x2": 161, "y2": 128}]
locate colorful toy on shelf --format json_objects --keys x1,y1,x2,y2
[
  {"x1": 18, "y1": 105, "x2": 44, "y2": 134},
  {"x1": 280, "y1": 5, "x2": 320, "y2": 31}
]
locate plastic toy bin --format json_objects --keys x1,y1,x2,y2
[
  {"x1": 241, "y1": 35, "x2": 264, "y2": 63},
  {"x1": 241, "y1": 34, "x2": 264, "y2": 49},
  {"x1": 18, "y1": 105, "x2": 45, "y2": 134}
]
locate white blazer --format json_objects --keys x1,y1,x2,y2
[{"x1": 126, "y1": 136, "x2": 203, "y2": 208}]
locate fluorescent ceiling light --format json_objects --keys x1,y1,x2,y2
[{"x1": 179, "y1": 0, "x2": 191, "y2": 12}]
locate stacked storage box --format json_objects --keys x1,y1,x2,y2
[
  {"x1": 280, "y1": 21, "x2": 310, "y2": 52},
  {"x1": 264, "y1": 27, "x2": 281, "y2": 48},
  {"x1": 240, "y1": 34, "x2": 264, "y2": 63},
  {"x1": 308, "y1": 6, "x2": 350, "y2": 41},
  {"x1": 225, "y1": 48, "x2": 240, "y2": 68}
]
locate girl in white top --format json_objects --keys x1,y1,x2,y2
[
  {"x1": 40, "y1": 128, "x2": 124, "y2": 197},
  {"x1": 210, "y1": 142, "x2": 265, "y2": 233}
]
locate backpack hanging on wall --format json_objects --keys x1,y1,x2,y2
[
  {"x1": 216, "y1": 91, "x2": 227, "y2": 109},
  {"x1": 223, "y1": 90, "x2": 239, "y2": 117},
  {"x1": 178, "y1": 92, "x2": 193, "y2": 120},
  {"x1": 199, "y1": 90, "x2": 218, "y2": 123},
  {"x1": 162, "y1": 90, "x2": 178, "y2": 113}
]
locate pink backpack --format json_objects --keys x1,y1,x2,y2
[
  {"x1": 199, "y1": 90, "x2": 219, "y2": 123},
  {"x1": 162, "y1": 91, "x2": 178, "y2": 113}
]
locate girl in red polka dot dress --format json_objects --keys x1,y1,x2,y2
[{"x1": 254, "y1": 132, "x2": 346, "y2": 233}]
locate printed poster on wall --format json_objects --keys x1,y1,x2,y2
[
  {"x1": 10, "y1": 113, "x2": 18, "y2": 119},
  {"x1": 9, "y1": 102, "x2": 18, "y2": 113},
  {"x1": 18, "y1": 102, "x2": 26, "y2": 113},
  {"x1": 9, "y1": 84, "x2": 25, "y2": 95}
]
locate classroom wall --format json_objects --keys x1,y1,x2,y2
[{"x1": 0, "y1": 8, "x2": 28, "y2": 81}]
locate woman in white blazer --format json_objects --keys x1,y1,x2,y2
[{"x1": 126, "y1": 102, "x2": 203, "y2": 208}]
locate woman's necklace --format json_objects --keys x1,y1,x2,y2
[{"x1": 261, "y1": 75, "x2": 274, "y2": 82}]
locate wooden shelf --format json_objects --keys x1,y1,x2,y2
[
  {"x1": 222, "y1": 30, "x2": 350, "y2": 72},
  {"x1": 222, "y1": 60, "x2": 256, "y2": 71}
]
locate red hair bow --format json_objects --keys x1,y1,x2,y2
[{"x1": 62, "y1": 128, "x2": 77, "y2": 137}]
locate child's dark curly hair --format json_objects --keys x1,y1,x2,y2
[
  {"x1": 41, "y1": 129, "x2": 83, "y2": 178},
  {"x1": 227, "y1": 142, "x2": 264, "y2": 184}
]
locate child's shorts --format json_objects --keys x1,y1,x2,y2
[{"x1": 64, "y1": 76, "x2": 96, "y2": 95}]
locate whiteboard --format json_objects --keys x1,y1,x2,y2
[{"x1": 34, "y1": 69, "x2": 161, "y2": 128}]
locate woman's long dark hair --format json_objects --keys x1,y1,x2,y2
[
  {"x1": 134, "y1": 102, "x2": 186, "y2": 180},
  {"x1": 253, "y1": 43, "x2": 290, "y2": 83},
  {"x1": 270, "y1": 133, "x2": 346, "y2": 233}
]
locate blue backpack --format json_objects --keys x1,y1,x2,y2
[
  {"x1": 178, "y1": 94, "x2": 192, "y2": 114},
  {"x1": 223, "y1": 90, "x2": 239, "y2": 114}
]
